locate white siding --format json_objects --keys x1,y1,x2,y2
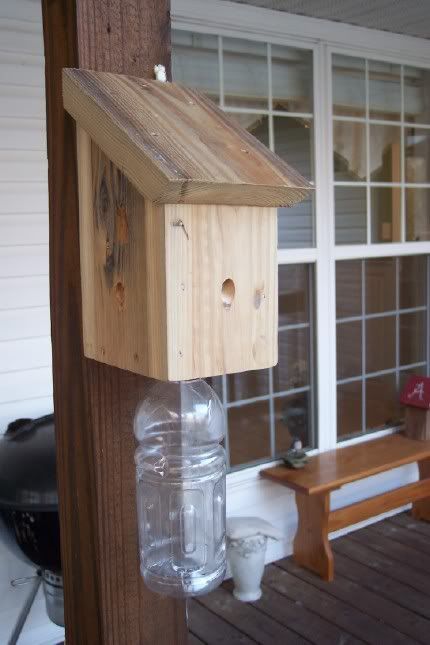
[
  {"x1": 0, "y1": 3, "x2": 62, "y2": 644},
  {"x1": 0, "y1": 0, "x2": 52, "y2": 435}
]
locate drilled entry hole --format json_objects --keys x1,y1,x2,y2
[{"x1": 221, "y1": 278, "x2": 235, "y2": 307}]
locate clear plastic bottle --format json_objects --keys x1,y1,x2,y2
[{"x1": 134, "y1": 379, "x2": 226, "y2": 597}]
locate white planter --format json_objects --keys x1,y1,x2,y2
[{"x1": 227, "y1": 535, "x2": 268, "y2": 602}]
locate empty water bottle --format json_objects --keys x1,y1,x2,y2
[{"x1": 134, "y1": 379, "x2": 226, "y2": 597}]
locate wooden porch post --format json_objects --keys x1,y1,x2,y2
[{"x1": 41, "y1": 1, "x2": 187, "y2": 643}]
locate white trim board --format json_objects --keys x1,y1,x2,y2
[{"x1": 172, "y1": 0, "x2": 430, "y2": 65}]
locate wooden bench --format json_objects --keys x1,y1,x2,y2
[{"x1": 260, "y1": 433, "x2": 430, "y2": 581}]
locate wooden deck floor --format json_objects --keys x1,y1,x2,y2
[{"x1": 188, "y1": 513, "x2": 430, "y2": 644}]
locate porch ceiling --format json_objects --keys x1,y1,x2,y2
[{"x1": 227, "y1": 0, "x2": 430, "y2": 40}]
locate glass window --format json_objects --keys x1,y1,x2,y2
[
  {"x1": 172, "y1": 31, "x2": 219, "y2": 102},
  {"x1": 332, "y1": 54, "x2": 366, "y2": 118},
  {"x1": 333, "y1": 56, "x2": 430, "y2": 245},
  {"x1": 336, "y1": 256, "x2": 429, "y2": 441}
]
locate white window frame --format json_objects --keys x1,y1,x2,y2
[{"x1": 172, "y1": 0, "x2": 430, "y2": 484}]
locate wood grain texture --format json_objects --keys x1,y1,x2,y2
[
  {"x1": 79, "y1": 166, "x2": 278, "y2": 380},
  {"x1": 78, "y1": 132, "x2": 169, "y2": 380},
  {"x1": 164, "y1": 203, "x2": 278, "y2": 380},
  {"x1": 293, "y1": 492, "x2": 334, "y2": 582},
  {"x1": 63, "y1": 68, "x2": 311, "y2": 206},
  {"x1": 260, "y1": 433, "x2": 430, "y2": 495},
  {"x1": 42, "y1": 0, "x2": 187, "y2": 643},
  {"x1": 405, "y1": 405, "x2": 430, "y2": 441},
  {"x1": 329, "y1": 478, "x2": 430, "y2": 532},
  {"x1": 412, "y1": 458, "x2": 430, "y2": 521}
]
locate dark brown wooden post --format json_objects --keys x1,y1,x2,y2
[{"x1": 41, "y1": 1, "x2": 187, "y2": 643}]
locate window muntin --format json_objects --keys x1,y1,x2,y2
[
  {"x1": 332, "y1": 54, "x2": 430, "y2": 246},
  {"x1": 172, "y1": 27, "x2": 430, "y2": 460},
  {"x1": 336, "y1": 255, "x2": 429, "y2": 441}
]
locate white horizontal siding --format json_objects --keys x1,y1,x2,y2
[
  {"x1": 0, "y1": 4, "x2": 58, "y2": 643},
  {"x1": 0, "y1": 0, "x2": 52, "y2": 435}
]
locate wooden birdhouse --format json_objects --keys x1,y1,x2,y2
[
  {"x1": 62, "y1": 69, "x2": 311, "y2": 381},
  {"x1": 400, "y1": 375, "x2": 430, "y2": 440}
]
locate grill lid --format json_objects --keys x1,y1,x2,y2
[{"x1": 0, "y1": 414, "x2": 57, "y2": 511}]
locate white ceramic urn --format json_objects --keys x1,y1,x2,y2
[{"x1": 226, "y1": 517, "x2": 282, "y2": 602}]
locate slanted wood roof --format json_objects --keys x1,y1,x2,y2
[{"x1": 62, "y1": 68, "x2": 311, "y2": 206}]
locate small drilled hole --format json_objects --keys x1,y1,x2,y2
[{"x1": 221, "y1": 278, "x2": 235, "y2": 308}]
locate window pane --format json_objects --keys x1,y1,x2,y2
[
  {"x1": 272, "y1": 45, "x2": 313, "y2": 114},
  {"x1": 399, "y1": 256, "x2": 427, "y2": 309},
  {"x1": 332, "y1": 54, "x2": 366, "y2": 118},
  {"x1": 369, "y1": 125, "x2": 401, "y2": 182},
  {"x1": 335, "y1": 186, "x2": 367, "y2": 244},
  {"x1": 406, "y1": 188, "x2": 430, "y2": 241},
  {"x1": 275, "y1": 392, "x2": 311, "y2": 453},
  {"x1": 172, "y1": 31, "x2": 219, "y2": 101},
  {"x1": 274, "y1": 328, "x2": 309, "y2": 392},
  {"x1": 405, "y1": 128, "x2": 430, "y2": 183},
  {"x1": 338, "y1": 381, "x2": 362, "y2": 439},
  {"x1": 227, "y1": 369, "x2": 269, "y2": 402},
  {"x1": 336, "y1": 260, "x2": 362, "y2": 318},
  {"x1": 366, "y1": 374, "x2": 401, "y2": 430},
  {"x1": 274, "y1": 116, "x2": 313, "y2": 180},
  {"x1": 369, "y1": 60, "x2": 401, "y2": 121},
  {"x1": 371, "y1": 186, "x2": 402, "y2": 243},
  {"x1": 278, "y1": 264, "x2": 310, "y2": 326},
  {"x1": 278, "y1": 196, "x2": 315, "y2": 249},
  {"x1": 337, "y1": 256, "x2": 429, "y2": 441},
  {"x1": 333, "y1": 121, "x2": 366, "y2": 181},
  {"x1": 223, "y1": 37, "x2": 268, "y2": 110},
  {"x1": 228, "y1": 113, "x2": 269, "y2": 146},
  {"x1": 366, "y1": 258, "x2": 396, "y2": 314},
  {"x1": 366, "y1": 316, "x2": 396, "y2": 373},
  {"x1": 404, "y1": 66, "x2": 430, "y2": 125},
  {"x1": 337, "y1": 321, "x2": 362, "y2": 379},
  {"x1": 400, "y1": 312, "x2": 426, "y2": 366},
  {"x1": 228, "y1": 401, "x2": 271, "y2": 467}
]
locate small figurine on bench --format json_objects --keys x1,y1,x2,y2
[{"x1": 282, "y1": 437, "x2": 308, "y2": 469}]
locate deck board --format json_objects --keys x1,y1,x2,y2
[{"x1": 189, "y1": 513, "x2": 430, "y2": 644}]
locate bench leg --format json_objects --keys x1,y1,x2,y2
[
  {"x1": 293, "y1": 491, "x2": 334, "y2": 581},
  {"x1": 412, "y1": 459, "x2": 430, "y2": 522}
]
